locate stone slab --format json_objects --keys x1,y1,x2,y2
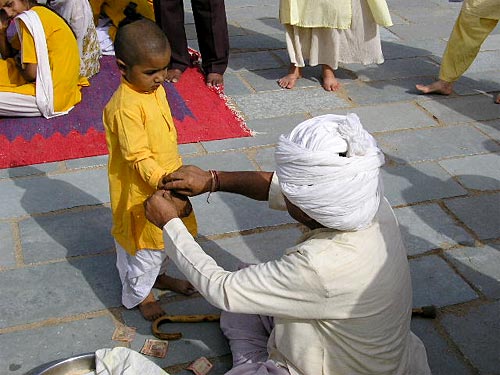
[
  {"x1": 439, "y1": 153, "x2": 500, "y2": 191},
  {"x1": 381, "y1": 163, "x2": 467, "y2": 206},
  {"x1": 0, "y1": 162, "x2": 61, "y2": 179},
  {"x1": 65, "y1": 156, "x2": 108, "y2": 170},
  {"x1": 376, "y1": 125, "x2": 499, "y2": 163},
  {"x1": 183, "y1": 153, "x2": 255, "y2": 172},
  {"x1": 229, "y1": 33, "x2": 285, "y2": 52},
  {"x1": 201, "y1": 114, "x2": 308, "y2": 152},
  {"x1": 410, "y1": 319, "x2": 474, "y2": 375},
  {"x1": 225, "y1": 4, "x2": 279, "y2": 21},
  {"x1": 232, "y1": 89, "x2": 351, "y2": 120},
  {"x1": 388, "y1": 20, "x2": 458, "y2": 40},
  {"x1": 0, "y1": 222, "x2": 16, "y2": 268},
  {"x1": 254, "y1": 147, "x2": 278, "y2": 171},
  {"x1": 227, "y1": 51, "x2": 282, "y2": 73},
  {"x1": 236, "y1": 17, "x2": 283, "y2": 36},
  {"x1": 394, "y1": 204, "x2": 473, "y2": 256},
  {"x1": 0, "y1": 254, "x2": 120, "y2": 328},
  {"x1": 313, "y1": 102, "x2": 436, "y2": 133},
  {"x1": 444, "y1": 243, "x2": 500, "y2": 299},
  {"x1": 0, "y1": 316, "x2": 116, "y2": 375},
  {"x1": 417, "y1": 95, "x2": 500, "y2": 125},
  {"x1": 178, "y1": 143, "x2": 200, "y2": 156},
  {"x1": 441, "y1": 301, "x2": 500, "y2": 374},
  {"x1": 474, "y1": 119, "x2": 500, "y2": 141},
  {"x1": 350, "y1": 57, "x2": 439, "y2": 82},
  {"x1": 409, "y1": 255, "x2": 478, "y2": 308},
  {"x1": 382, "y1": 39, "x2": 447, "y2": 60},
  {"x1": 445, "y1": 193, "x2": 500, "y2": 240},
  {"x1": 0, "y1": 168, "x2": 109, "y2": 219},
  {"x1": 222, "y1": 72, "x2": 254, "y2": 96},
  {"x1": 20, "y1": 206, "x2": 113, "y2": 263},
  {"x1": 461, "y1": 70, "x2": 500, "y2": 93}
]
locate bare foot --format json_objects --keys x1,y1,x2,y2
[
  {"x1": 206, "y1": 72, "x2": 223, "y2": 87},
  {"x1": 321, "y1": 64, "x2": 340, "y2": 92},
  {"x1": 138, "y1": 292, "x2": 165, "y2": 321},
  {"x1": 495, "y1": 93, "x2": 500, "y2": 104},
  {"x1": 278, "y1": 64, "x2": 302, "y2": 89},
  {"x1": 154, "y1": 274, "x2": 196, "y2": 295},
  {"x1": 166, "y1": 68, "x2": 183, "y2": 83},
  {"x1": 415, "y1": 80, "x2": 453, "y2": 95}
]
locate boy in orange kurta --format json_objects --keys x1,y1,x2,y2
[{"x1": 103, "y1": 17, "x2": 197, "y2": 321}]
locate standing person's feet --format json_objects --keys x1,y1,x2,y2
[
  {"x1": 138, "y1": 292, "x2": 165, "y2": 321},
  {"x1": 278, "y1": 64, "x2": 302, "y2": 89},
  {"x1": 206, "y1": 72, "x2": 224, "y2": 87},
  {"x1": 321, "y1": 65, "x2": 340, "y2": 91},
  {"x1": 416, "y1": 80, "x2": 453, "y2": 95},
  {"x1": 495, "y1": 93, "x2": 500, "y2": 104},
  {"x1": 166, "y1": 68, "x2": 183, "y2": 83},
  {"x1": 154, "y1": 274, "x2": 196, "y2": 295}
]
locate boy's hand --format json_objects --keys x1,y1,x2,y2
[
  {"x1": 162, "y1": 165, "x2": 212, "y2": 196},
  {"x1": 144, "y1": 190, "x2": 191, "y2": 228}
]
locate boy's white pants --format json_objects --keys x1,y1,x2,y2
[{"x1": 115, "y1": 241, "x2": 168, "y2": 309}]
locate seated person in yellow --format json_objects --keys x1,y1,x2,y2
[
  {"x1": 103, "y1": 16, "x2": 197, "y2": 321},
  {"x1": 89, "y1": 0, "x2": 154, "y2": 41},
  {"x1": 0, "y1": 0, "x2": 85, "y2": 118}
]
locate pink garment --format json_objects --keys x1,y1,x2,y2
[{"x1": 220, "y1": 311, "x2": 290, "y2": 375}]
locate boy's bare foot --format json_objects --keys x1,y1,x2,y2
[
  {"x1": 495, "y1": 93, "x2": 500, "y2": 104},
  {"x1": 415, "y1": 80, "x2": 453, "y2": 95},
  {"x1": 206, "y1": 72, "x2": 224, "y2": 87},
  {"x1": 154, "y1": 274, "x2": 196, "y2": 295},
  {"x1": 139, "y1": 292, "x2": 165, "y2": 321},
  {"x1": 278, "y1": 64, "x2": 302, "y2": 89},
  {"x1": 321, "y1": 65, "x2": 340, "y2": 92},
  {"x1": 166, "y1": 68, "x2": 183, "y2": 83}
]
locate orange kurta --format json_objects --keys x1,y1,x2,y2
[{"x1": 0, "y1": 6, "x2": 83, "y2": 113}]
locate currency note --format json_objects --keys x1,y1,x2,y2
[
  {"x1": 186, "y1": 356, "x2": 213, "y2": 375},
  {"x1": 140, "y1": 338, "x2": 169, "y2": 358},
  {"x1": 111, "y1": 325, "x2": 136, "y2": 342}
]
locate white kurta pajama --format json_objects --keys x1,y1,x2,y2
[
  {"x1": 162, "y1": 175, "x2": 431, "y2": 375},
  {"x1": 280, "y1": 0, "x2": 393, "y2": 69}
]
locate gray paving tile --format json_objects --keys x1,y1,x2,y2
[
  {"x1": 0, "y1": 168, "x2": 109, "y2": 219},
  {"x1": 254, "y1": 147, "x2": 277, "y2": 171},
  {"x1": 381, "y1": 163, "x2": 467, "y2": 206},
  {"x1": 379, "y1": 27, "x2": 401, "y2": 42},
  {"x1": 461, "y1": 69, "x2": 500, "y2": 93},
  {"x1": 0, "y1": 316, "x2": 116, "y2": 375},
  {"x1": 0, "y1": 222, "x2": 15, "y2": 267},
  {"x1": 417, "y1": 95, "x2": 500, "y2": 125},
  {"x1": 409, "y1": 255, "x2": 478, "y2": 308},
  {"x1": 123, "y1": 297, "x2": 230, "y2": 368},
  {"x1": 474, "y1": 119, "x2": 500, "y2": 141},
  {"x1": 65, "y1": 155, "x2": 108, "y2": 169},
  {"x1": 382, "y1": 39, "x2": 448, "y2": 60},
  {"x1": 227, "y1": 51, "x2": 281, "y2": 72},
  {"x1": 377, "y1": 125, "x2": 499, "y2": 163},
  {"x1": 397, "y1": 5, "x2": 461, "y2": 23},
  {"x1": 201, "y1": 114, "x2": 308, "y2": 152},
  {"x1": 0, "y1": 162, "x2": 61, "y2": 179},
  {"x1": 388, "y1": 20, "x2": 458, "y2": 40},
  {"x1": 454, "y1": 50, "x2": 500, "y2": 75},
  {"x1": 444, "y1": 243, "x2": 500, "y2": 299},
  {"x1": 439, "y1": 153, "x2": 500, "y2": 191},
  {"x1": 20, "y1": 207, "x2": 113, "y2": 263},
  {"x1": 223, "y1": 72, "x2": 253, "y2": 96},
  {"x1": 480, "y1": 33, "x2": 500, "y2": 51},
  {"x1": 225, "y1": 4, "x2": 279, "y2": 21},
  {"x1": 349, "y1": 57, "x2": 439, "y2": 82},
  {"x1": 236, "y1": 17, "x2": 283, "y2": 35},
  {"x1": 178, "y1": 142, "x2": 200, "y2": 156},
  {"x1": 445, "y1": 193, "x2": 500, "y2": 240},
  {"x1": 441, "y1": 301, "x2": 500, "y2": 374},
  {"x1": 410, "y1": 319, "x2": 474, "y2": 375},
  {"x1": 0, "y1": 254, "x2": 120, "y2": 328},
  {"x1": 229, "y1": 33, "x2": 285, "y2": 52},
  {"x1": 232, "y1": 88, "x2": 351, "y2": 120},
  {"x1": 183, "y1": 152, "x2": 255, "y2": 171},
  {"x1": 313, "y1": 102, "x2": 436, "y2": 133},
  {"x1": 394, "y1": 204, "x2": 473, "y2": 256}
]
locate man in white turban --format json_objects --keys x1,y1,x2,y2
[{"x1": 145, "y1": 114, "x2": 431, "y2": 375}]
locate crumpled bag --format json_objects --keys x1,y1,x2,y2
[{"x1": 95, "y1": 347, "x2": 169, "y2": 375}]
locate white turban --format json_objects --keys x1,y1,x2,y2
[{"x1": 275, "y1": 113, "x2": 385, "y2": 231}]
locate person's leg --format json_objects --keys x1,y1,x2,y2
[
  {"x1": 191, "y1": 0, "x2": 229, "y2": 86},
  {"x1": 416, "y1": 11, "x2": 498, "y2": 94},
  {"x1": 153, "y1": 0, "x2": 190, "y2": 82},
  {"x1": 321, "y1": 64, "x2": 340, "y2": 91}
]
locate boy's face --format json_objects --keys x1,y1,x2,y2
[
  {"x1": 119, "y1": 50, "x2": 170, "y2": 94},
  {"x1": 0, "y1": 0, "x2": 30, "y2": 20}
]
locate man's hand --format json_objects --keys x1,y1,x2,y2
[
  {"x1": 144, "y1": 190, "x2": 192, "y2": 228},
  {"x1": 162, "y1": 165, "x2": 212, "y2": 196}
]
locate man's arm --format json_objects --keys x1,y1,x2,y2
[{"x1": 163, "y1": 165, "x2": 274, "y2": 201}]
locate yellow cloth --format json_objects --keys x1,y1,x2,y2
[
  {"x1": 103, "y1": 79, "x2": 197, "y2": 256},
  {"x1": 279, "y1": 0, "x2": 392, "y2": 29},
  {"x1": 0, "y1": 6, "x2": 84, "y2": 112},
  {"x1": 440, "y1": 0, "x2": 499, "y2": 82},
  {"x1": 89, "y1": 0, "x2": 155, "y2": 40}
]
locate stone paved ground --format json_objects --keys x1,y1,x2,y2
[{"x1": 1, "y1": 0, "x2": 499, "y2": 374}]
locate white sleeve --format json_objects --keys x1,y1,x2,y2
[
  {"x1": 268, "y1": 172, "x2": 287, "y2": 211},
  {"x1": 163, "y1": 218, "x2": 326, "y2": 319}
]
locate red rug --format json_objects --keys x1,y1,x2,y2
[{"x1": 0, "y1": 55, "x2": 251, "y2": 169}]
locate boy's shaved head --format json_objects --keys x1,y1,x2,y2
[{"x1": 114, "y1": 18, "x2": 171, "y2": 66}]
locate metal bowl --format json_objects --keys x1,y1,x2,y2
[{"x1": 26, "y1": 353, "x2": 95, "y2": 375}]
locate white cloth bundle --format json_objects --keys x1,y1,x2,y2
[{"x1": 275, "y1": 113, "x2": 385, "y2": 230}]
